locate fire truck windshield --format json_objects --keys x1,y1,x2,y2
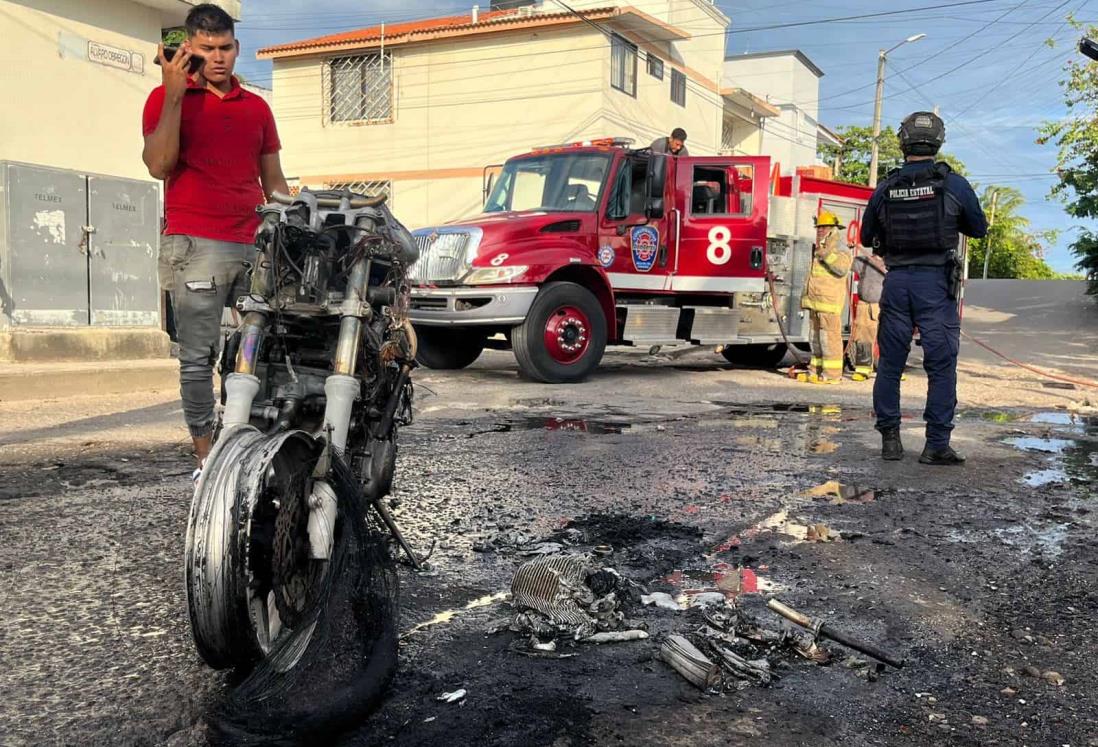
[{"x1": 485, "y1": 153, "x2": 612, "y2": 214}]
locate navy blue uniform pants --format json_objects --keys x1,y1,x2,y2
[{"x1": 873, "y1": 265, "x2": 960, "y2": 449}]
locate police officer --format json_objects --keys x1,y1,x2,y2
[{"x1": 860, "y1": 112, "x2": 987, "y2": 465}]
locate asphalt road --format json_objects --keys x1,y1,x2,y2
[
  {"x1": 0, "y1": 280, "x2": 1096, "y2": 746},
  {"x1": 962, "y1": 280, "x2": 1098, "y2": 380}
]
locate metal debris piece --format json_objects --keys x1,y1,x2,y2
[
  {"x1": 641, "y1": 592, "x2": 681, "y2": 611},
  {"x1": 531, "y1": 638, "x2": 557, "y2": 652},
  {"x1": 708, "y1": 642, "x2": 773, "y2": 685},
  {"x1": 511, "y1": 554, "x2": 598, "y2": 638},
  {"x1": 585, "y1": 630, "x2": 649, "y2": 644},
  {"x1": 689, "y1": 592, "x2": 727, "y2": 608},
  {"x1": 437, "y1": 689, "x2": 467, "y2": 703},
  {"x1": 767, "y1": 598, "x2": 904, "y2": 669},
  {"x1": 794, "y1": 636, "x2": 832, "y2": 664},
  {"x1": 660, "y1": 635, "x2": 720, "y2": 690}
]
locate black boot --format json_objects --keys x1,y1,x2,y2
[
  {"x1": 881, "y1": 428, "x2": 903, "y2": 461},
  {"x1": 919, "y1": 445, "x2": 966, "y2": 465}
]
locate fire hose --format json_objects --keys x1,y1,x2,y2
[
  {"x1": 766, "y1": 271, "x2": 809, "y2": 367},
  {"x1": 960, "y1": 330, "x2": 1098, "y2": 390}
]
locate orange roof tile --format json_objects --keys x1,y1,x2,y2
[{"x1": 257, "y1": 7, "x2": 620, "y2": 59}]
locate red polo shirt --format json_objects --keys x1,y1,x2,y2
[{"x1": 142, "y1": 77, "x2": 280, "y2": 244}]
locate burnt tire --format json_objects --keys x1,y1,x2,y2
[
  {"x1": 413, "y1": 325, "x2": 486, "y2": 370},
  {"x1": 721, "y1": 343, "x2": 790, "y2": 368},
  {"x1": 512, "y1": 281, "x2": 607, "y2": 384}
]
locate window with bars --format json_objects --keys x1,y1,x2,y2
[
  {"x1": 610, "y1": 34, "x2": 637, "y2": 97},
  {"x1": 324, "y1": 179, "x2": 393, "y2": 206},
  {"x1": 671, "y1": 69, "x2": 686, "y2": 107},
  {"x1": 325, "y1": 52, "x2": 393, "y2": 124},
  {"x1": 646, "y1": 54, "x2": 664, "y2": 80}
]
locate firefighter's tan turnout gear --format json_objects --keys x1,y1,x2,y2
[
  {"x1": 850, "y1": 301, "x2": 880, "y2": 381},
  {"x1": 801, "y1": 220, "x2": 852, "y2": 382}
]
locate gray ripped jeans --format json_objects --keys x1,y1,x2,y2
[{"x1": 159, "y1": 235, "x2": 254, "y2": 439}]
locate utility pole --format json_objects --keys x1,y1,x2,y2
[
  {"x1": 981, "y1": 190, "x2": 999, "y2": 280},
  {"x1": 868, "y1": 34, "x2": 926, "y2": 189},
  {"x1": 868, "y1": 50, "x2": 887, "y2": 189}
]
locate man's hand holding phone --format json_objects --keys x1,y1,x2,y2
[{"x1": 156, "y1": 43, "x2": 203, "y2": 98}]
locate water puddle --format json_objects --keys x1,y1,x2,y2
[
  {"x1": 1004, "y1": 437, "x2": 1077, "y2": 454},
  {"x1": 947, "y1": 522, "x2": 1070, "y2": 557},
  {"x1": 1023, "y1": 469, "x2": 1069, "y2": 488},
  {"x1": 404, "y1": 592, "x2": 509, "y2": 636}
]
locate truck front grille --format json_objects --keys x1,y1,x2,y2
[{"x1": 409, "y1": 231, "x2": 475, "y2": 284}]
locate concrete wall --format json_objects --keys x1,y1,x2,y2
[{"x1": 0, "y1": 0, "x2": 171, "y2": 181}]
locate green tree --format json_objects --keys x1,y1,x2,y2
[
  {"x1": 1038, "y1": 20, "x2": 1098, "y2": 292},
  {"x1": 819, "y1": 124, "x2": 967, "y2": 186},
  {"x1": 965, "y1": 186, "x2": 1059, "y2": 279}
]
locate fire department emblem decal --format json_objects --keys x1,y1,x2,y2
[
  {"x1": 630, "y1": 226, "x2": 659, "y2": 272},
  {"x1": 597, "y1": 245, "x2": 615, "y2": 268}
]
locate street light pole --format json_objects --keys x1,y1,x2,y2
[
  {"x1": 868, "y1": 34, "x2": 926, "y2": 189},
  {"x1": 981, "y1": 190, "x2": 999, "y2": 280}
]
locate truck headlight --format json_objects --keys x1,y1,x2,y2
[{"x1": 462, "y1": 266, "x2": 529, "y2": 284}]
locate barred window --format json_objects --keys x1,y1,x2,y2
[
  {"x1": 324, "y1": 179, "x2": 393, "y2": 206},
  {"x1": 610, "y1": 35, "x2": 637, "y2": 97},
  {"x1": 671, "y1": 69, "x2": 686, "y2": 107},
  {"x1": 325, "y1": 52, "x2": 393, "y2": 124},
  {"x1": 647, "y1": 55, "x2": 664, "y2": 80}
]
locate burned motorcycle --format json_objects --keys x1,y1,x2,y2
[{"x1": 184, "y1": 188, "x2": 420, "y2": 676}]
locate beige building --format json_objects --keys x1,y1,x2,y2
[
  {"x1": 0, "y1": 0, "x2": 242, "y2": 179},
  {"x1": 259, "y1": 1, "x2": 780, "y2": 230},
  {"x1": 0, "y1": 0, "x2": 240, "y2": 360},
  {"x1": 723, "y1": 50, "x2": 842, "y2": 175}
]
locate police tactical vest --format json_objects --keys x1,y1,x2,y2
[{"x1": 878, "y1": 162, "x2": 958, "y2": 255}]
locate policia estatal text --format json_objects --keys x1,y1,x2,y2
[{"x1": 859, "y1": 112, "x2": 987, "y2": 465}]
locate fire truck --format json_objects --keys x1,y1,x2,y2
[{"x1": 407, "y1": 138, "x2": 875, "y2": 384}]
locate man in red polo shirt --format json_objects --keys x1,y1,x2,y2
[{"x1": 142, "y1": 3, "x2": 288, "y2": 480}]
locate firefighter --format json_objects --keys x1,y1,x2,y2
[
  {"x1": 849, "y1": 249, "x2": 887, "y2": 381},
  {"x1": 800, "y1": 210, "x2": 852, "y2": 384},
  {"x1": 860, "y1": 112, "x2": 987, "y2": 465}
]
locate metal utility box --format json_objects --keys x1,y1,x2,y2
[{"x1": 0, "y1": 161, "x2": 160, "y2": 329}]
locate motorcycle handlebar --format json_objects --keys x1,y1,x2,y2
[{"x1": 269, "y1": 190, "x2": 388, "y2": 209}]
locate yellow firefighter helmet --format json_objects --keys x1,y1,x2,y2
[{"x1": 815, "y1": 210, "x2": 845, "y2": 229}]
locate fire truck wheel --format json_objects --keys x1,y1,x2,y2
[
  {"x1": 413, "y1": 325, "x2": 486, "y2": 370},
  {"x1": 513, "y1": 281, "x2": 607, "y2": 383},
  {"x1": 721, "y1": 343, "x2": 790, "y2": 368}
]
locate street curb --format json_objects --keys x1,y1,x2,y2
[{"x1": 0, "y1": 359, "x2": 179, "y2": 402}]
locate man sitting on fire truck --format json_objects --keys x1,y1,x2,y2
[{"x1": 650, "y1": 127, "x2": 689, "y2": 156}]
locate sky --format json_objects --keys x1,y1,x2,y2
[{"x1": 232, "y1": 0, "x2": 1091, "y2": 273}]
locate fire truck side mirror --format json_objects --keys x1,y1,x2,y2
[
  {"x1": 1081, "y1": 37, "x2": 1098, "y2": 61},
  {"x1": 645, "y1": 154, "x2": 667, "y2": 220}
]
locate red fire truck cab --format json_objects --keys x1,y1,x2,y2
[{"x1": 408, "y1": 138, "x2": 874, "y2": 383}]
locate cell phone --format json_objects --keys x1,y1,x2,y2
[{"x1": 155, "y1": 45, "x2": 205, "y2": 74}]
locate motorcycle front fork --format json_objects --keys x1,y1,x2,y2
[{"x1": 220, "y1": 250, "x2": 376, "y2": 561}]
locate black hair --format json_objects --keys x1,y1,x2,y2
[
  {"x1": 185, "y1": 3, "x2": 235, "y2": 37},
  {"x1": 671, "y1": 127, "x2": 687, "y2": 141}
]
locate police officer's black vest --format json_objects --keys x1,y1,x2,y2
[{"x1": 877, "y1": 162, "x2": 958, "y2": 255}]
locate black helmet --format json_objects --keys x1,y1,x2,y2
[{"x1": 898, "y1": 111, "x2": 945, "y2": 156}]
